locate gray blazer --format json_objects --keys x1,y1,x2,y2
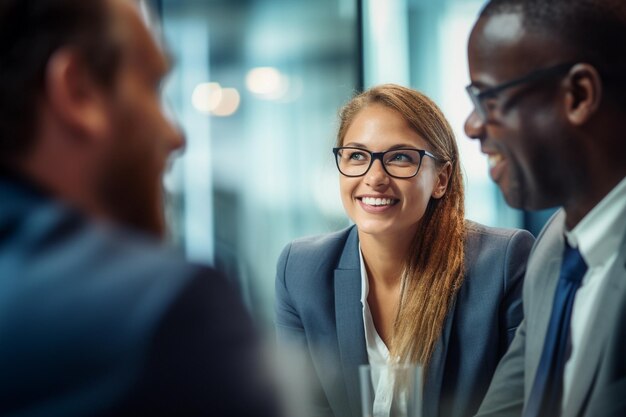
[
  {"x1": 276, "y1": 222, "x2": 534, "y2": 417},
  {"x1": 476, "y1": 209, "x2": 626, "y2": 417}
]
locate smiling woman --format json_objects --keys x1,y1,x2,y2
[{"x1": 275, "y1": 84, "x2": 535, "y2": 417}]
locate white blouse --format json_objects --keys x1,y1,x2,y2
[{"x1": 359, "y1": 246, "x2": 410, "y2": 417}]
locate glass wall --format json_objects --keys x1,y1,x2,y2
[
  {"x1": 152, "y1": 0, "x2": 550, "y2": 329},
  {"x1": 158, "y1": 0, "x2": 359, "y2": 327}
]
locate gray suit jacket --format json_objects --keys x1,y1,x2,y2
[
  {"x1": 276, "y1": 222, "x2": 534, "y2": 417},
  {"x1": 476, "y1": 209, "x2": 626, "y2": 417}
]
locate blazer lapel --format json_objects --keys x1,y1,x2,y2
[
  {"x1": 563, "y1": 232, "x2": 626, "y2": 417},
  {"x1": 525, "y1": 256, "x2": 562, "y2": 394},
  {"x1": 524, "y1": 221, "x2": 566, "y2": 396},
  {"x1": 422, "y1": 294, "x2": 457, "y2": 417},
  {"x1": 334, "y1": 227, "x2": 367, "y2": 417}
]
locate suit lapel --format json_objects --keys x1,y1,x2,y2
[
  {"x1": 525, "y1": 256, "x2": 562, "y2": 393},
  {"x1": 422, "y1": 293, "x2": 457, "y2": 417},
  {"x1": 524, "y1": 216, "x2": 566, "y2": 396},
  {"x1": 563, "y1": 232, "x2": 626, "y2": 416},
  {"x1": 334, "y1": 227, "x2": 367, "y2": 417}
]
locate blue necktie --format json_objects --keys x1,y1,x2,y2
[{"x1": 523, "y1": 242, "x2": 588, "y2": 417}]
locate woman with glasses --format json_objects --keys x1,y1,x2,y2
[{"x1": 275, "y1": 84, "x2": 534, "y2": 417}]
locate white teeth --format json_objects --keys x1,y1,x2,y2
[
  {"x1": 488, "y1": 154, "x2": 503, "y2": 168},
  {"x1": 362, "y1": 197, "x2": 395, "y2": 206}
]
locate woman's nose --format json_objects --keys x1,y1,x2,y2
[{"x1": 364, "y1": 159, "x2": 390, "y2": 187}]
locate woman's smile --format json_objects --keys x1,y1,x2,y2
[{"x1": 356, "y1": 195, "x2": 400, "y2": 213}]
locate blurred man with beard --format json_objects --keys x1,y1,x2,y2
[{"x1": 0, "y1": 0, "x2": 278, "y2": 416}]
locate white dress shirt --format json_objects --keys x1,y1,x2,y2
[
  {"x1": 562, "y1": 176, "x2": 626, "y2": 406},
  {"x1": 360, "y1": 246, "x2": 409, "y2": 417}
]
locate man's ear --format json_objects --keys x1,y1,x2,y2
[
  {"x1": 432, "y1": 161, "x2": 452, "y2": 199},
  {"x1": 564, "y1": 63, "x2": 602, "y2": 126},
  {"x1": 44, "y1": 48, "x2": 110, "y2": 140}
]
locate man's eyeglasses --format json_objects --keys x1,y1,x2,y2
[
  {"x1": 332, "y1": 147, "x2": 438, "y2": 179},
  {"x1": 466, "y1": 62, "x2": 575, "y2": 121}
]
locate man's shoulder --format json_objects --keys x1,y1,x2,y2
[
  {"x1": 0, "y1": 181, "x2": 223, "y2": 310},
  {"x1": 0, "y1": 192, "x2": 217, "y2": 331},
  {"x1": 0, "y1": 192, "x2": 249, "y2": 415},
  {"x1": 94, "y1": 222, "x2": 202, "y2": 282}
]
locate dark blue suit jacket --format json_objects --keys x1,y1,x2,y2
[
  {"x1": 275, "y1": 223, "x2": 533, "y2": 417},
  {"x1": 0, "y1": 173, "x2": 278, "y2": 417}
]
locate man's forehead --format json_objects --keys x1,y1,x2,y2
[
  {"x1": 476, "y1": 12, "x2": 525, "y2": 47},
  {"x1": 468, "y1": 12, "x2": 562, "y2": 80},
  {"x1": 469, "y1": 12, "x2": 529, "y2": 67}
]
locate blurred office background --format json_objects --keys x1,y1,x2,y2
[{"x1": 145, "y1": 0, "x2": 553, "y2": 328}]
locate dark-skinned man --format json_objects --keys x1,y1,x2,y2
[{"x1": 465, "y1": 1, "x2": 626, "y2": 416}]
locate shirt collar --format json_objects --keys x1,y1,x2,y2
[
  {"x1": 564, "y1": 176, "x2": 626, "y2": 268},
  {"x1": 359, "y1": 243, "x2": 369, "y2": 304}
]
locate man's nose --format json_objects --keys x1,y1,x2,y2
[
  {"x1": 169, "y1": 123, "x2": 186, "y2": 152},
  {"x1": 464, "y1": 108, "x2": 486, "y2": 142},
  {"x1": 162, "y1": 101, "x2": 186, "y2": 152}
]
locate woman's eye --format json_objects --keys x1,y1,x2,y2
[
  {"x1": 389, "y1": 153, "x2": 413, "y2": 163},
  {"x1": 348, "y1": 151, "x2": 367, "y2": 161}
]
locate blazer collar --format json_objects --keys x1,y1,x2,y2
[
  {"x1": 336, "y1": 225, "x2": 360, "y2": 270},
  {"x1": 423, "y1": 292, "x2": 457, "y2": 417},
  {"x1": 526, "y1": 257, "x2": 563, "y2": 391},
  {"x1": 525, "y1": 211, "x2": 567, "y2": 392},
  {"x1": 334, "y1": 225, "x2": 366, "y2": 417}
]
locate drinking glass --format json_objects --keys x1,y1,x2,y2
[{"x1": 359, "y1": 363, "x2": 423, "y2": 417}]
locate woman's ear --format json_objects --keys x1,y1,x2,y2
[{"x1": 431, "y1": 161, "x2": 452, "y2": 199}]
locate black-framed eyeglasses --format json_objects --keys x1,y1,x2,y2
[
  {"x1": 332, "y1": 147, "x2": 438, "y2": 179},
  {"x1": 466, "y1": 62, "x2": 575, "y2": 121}
]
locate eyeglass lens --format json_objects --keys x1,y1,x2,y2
[{"x1": 335, "y1": 148, "x2": 422, "y2": 178}]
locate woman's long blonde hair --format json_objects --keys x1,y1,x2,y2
[{"x1": 337, "y1": 84, "x2": 466, "y2": 367}]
